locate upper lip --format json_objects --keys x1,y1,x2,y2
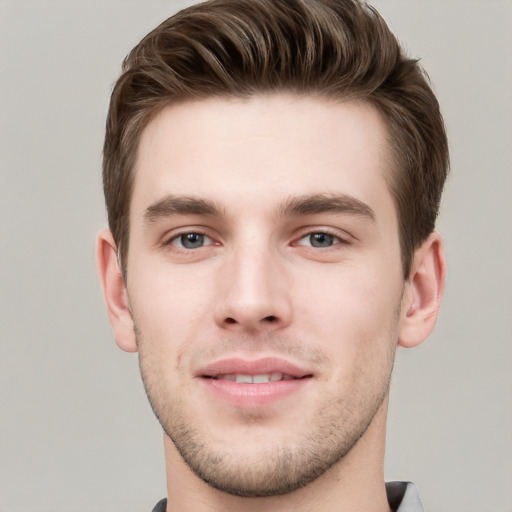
[{"x1": 197, "y1": 357, "x2": 312, "y2": 379}]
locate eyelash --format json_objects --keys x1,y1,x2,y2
[
  {"x1": 165, "y1": 231, "x2": 216, "y2": 250},
  {"x1": 164, "y1": 228, "x2": 348, "y2": 253},
  {"x1": 293, "y1": 229, "x2": 348, "y2": 249}
]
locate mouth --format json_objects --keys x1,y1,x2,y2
[
  {"x1": 206, "y1": 372, "x2": 304, "y2": 383},
  {"x1": 198, "y1": 357, "x2": 313, "y2": 381},
  {"x1": 197, "y1": 357, "x2": 313, "y2": 407}
]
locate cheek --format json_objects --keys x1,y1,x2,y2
[
  {"x1": 128, "y1": 264, "x2": 214, "y2": 352},
  {"x1": 293, "y1": 263, "x2": 402, "y2": 355},
  {"x1": 299, "y1": 259, "x2": 401, "y2": 311}
]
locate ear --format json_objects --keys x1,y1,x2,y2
[
  {"x1": 398, "y1": 232, "x2": 446, "y2": 348},
  {"x1": 96, "y1": 228, "x2": 138, "y2": 352}
]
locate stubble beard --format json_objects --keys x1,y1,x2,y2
[{"x1": 136, "y1": 326, "x2": 397, "y2": 498}]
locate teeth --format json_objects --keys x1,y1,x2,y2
[
  {"x1": 219, "y1": 372, "x2": 288, "y2": 383},
  {"x1": 251, "y1": 374, "x2": 268, "y2": 383},
  {"x1": 235, "y1": 374, "x2": 253, "y2": 383}
]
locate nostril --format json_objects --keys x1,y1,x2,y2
[{"x1": 222, "y1": 315, "x2": 278, "y2": 326}]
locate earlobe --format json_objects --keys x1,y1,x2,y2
[
  {"x1": 398, "y1": 232, "x2": 446, "y2": 348},
  {"x1": 96, "y1": 228, "x2": 138, "y2": 353}
]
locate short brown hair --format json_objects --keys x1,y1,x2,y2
[{"x1": 103, "y1": 0, "x2": 449, "y2": 278}]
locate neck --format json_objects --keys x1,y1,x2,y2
[{"x1": 163, "y1": 399, "x2": 392, "y2": 512}]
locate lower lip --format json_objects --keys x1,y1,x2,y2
[{"x1": 201, "y1": 377, "x2": 311, "y2": 408}]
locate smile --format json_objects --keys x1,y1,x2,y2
[
  {"x1": 198, "y1": 356, "x2": 312, "y2": 380},
  {"x1": 210, "y1": 373, "x2": 299, "y2": 383},
  {"x1": 198, "y1": 357, "x2": 313, "y2": 407}
]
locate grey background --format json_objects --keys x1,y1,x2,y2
[{"x1": 1, "y1": 1, "x2": 511, "y2": 511}]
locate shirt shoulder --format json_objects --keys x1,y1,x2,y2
[
  {"x1": 151, "y1": 498, "x2": 167, "y2": 512},
  {"x1": 386, "y1": 481, "x2": 425, "y2": 512}
]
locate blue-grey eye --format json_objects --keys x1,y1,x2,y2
[
  {"x1": 180, "y1": 233, "x2": 205, "y2": 249},
  {"x1": 309, "y1": 233, "x2": 335, "y2": 248}
]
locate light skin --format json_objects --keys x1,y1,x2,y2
[{"x1": 97, "y1": 95, "x2": 445, "y2": 512}]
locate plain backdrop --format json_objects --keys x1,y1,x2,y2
[{"x1": 1, "y1": 1, "x2": 511, "y2": 511}]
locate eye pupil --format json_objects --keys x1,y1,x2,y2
[
  {"x1": 181, "y1": 233, "x2": 204, "y2": 249},
  {"x1": 310, "y1": 233, "x2": 334, "y2": 248}
]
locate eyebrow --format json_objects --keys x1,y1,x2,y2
[
  {"x1": 143, "y1": 192, "x2": 375, "y2": 224},
  {"x1": 144, "y1": 195, "x2": 222, "y2": 223},
  {"x1": 278, "y1": 193, "x2": 375, "y2": 221}
]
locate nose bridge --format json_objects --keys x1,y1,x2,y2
[{"x1": 215, "y1": 235, "x2": 291, "y2": 331}]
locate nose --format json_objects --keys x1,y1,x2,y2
[{"x1": 214, "y1": 243, "x2": 292, "y2": 333}]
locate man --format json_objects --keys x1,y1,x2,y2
[{"x1": 97, "y1": 0, "x2": 448, "y2": 510}]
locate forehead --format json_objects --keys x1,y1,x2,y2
[{"x1": 132, "y1": 94, "x2": 395, "y2": 222}]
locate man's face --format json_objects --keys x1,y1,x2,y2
[{"x1": 126, "y1": 95, "x2": 406, "y2": 496}]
